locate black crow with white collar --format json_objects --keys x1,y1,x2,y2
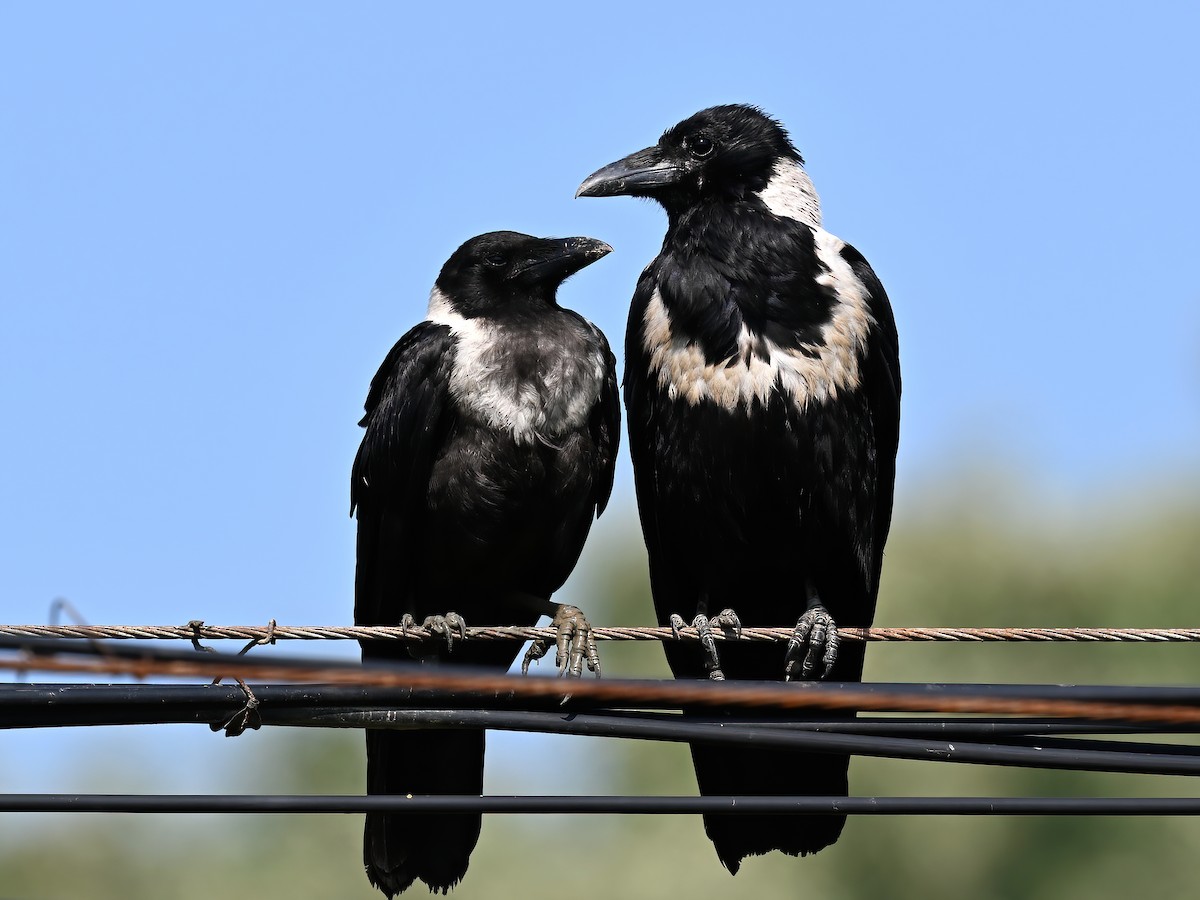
[
  {"x1": 351, "y1": 231, "x2": 619, "y2": 895},
  {"x1": 578, "y1": 105, "x2": 900, "y2": 872}
]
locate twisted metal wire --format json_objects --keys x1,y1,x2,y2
[{"x1": 3, "y1": 623, "x2": 1200, "y2": 643}]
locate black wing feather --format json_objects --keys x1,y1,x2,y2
[
  {"x1": 623, "y1": 264, "x2": 671, "y2": 600},
  {"x1": 351, "y1": 321, "x2": 455, "y2": 514},
  {"x1": 588, "y1": 326, "x2": 621, "y2": 517},
  {"x1": 351, "y1": 321, "x2": 456, "y2": 629},
  {"x1": 841, "y1": 242, "x2": 901, "y2": 598}
]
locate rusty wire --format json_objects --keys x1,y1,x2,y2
[
  {"x1": 3, "y1": 622, "x2": 1200, "y2": 643},
  {"x1": 6, "y1": 639, "x2": 1200, "y2": 725}
]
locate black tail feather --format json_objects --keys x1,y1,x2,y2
[
  {"x1": 690, "y1": 739, "x2": 848, "y2": 873},
  {"x1": 364, "y1": 728, "x2": 485, "y2": 896},
  {"x1": 666, "y1": 636, "x2": 865, "y2": 873}
]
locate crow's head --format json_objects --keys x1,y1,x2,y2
[
  {"x1": 577, "y1": 104, "x2": 804, "y2": 213},
  {"x1": 435, "y1": 231, "x2": 612, "y2": 317}
]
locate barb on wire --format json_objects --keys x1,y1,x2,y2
[
  {"x1": 44, "y1": 600, "x2": 117, "y2": 669},
  {"x1": 48, "y1": 599, "x2": 91, "y2": 628}
]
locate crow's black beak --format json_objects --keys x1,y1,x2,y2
[
  {"x1": 576, "y1": 146, "x2": 684, "y2": 198},
  {"x1": 511, "y1": 237, "x2": 613, "y2": 285}
]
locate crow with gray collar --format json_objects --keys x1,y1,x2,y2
[
  {"x1": 578, "y1": 105, "x2": 900, "y2": 872},
  {"x1": 351, "y1": 231, "x2": 619, "y2": 895}
]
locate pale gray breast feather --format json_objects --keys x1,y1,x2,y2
[
  {"x1": 642, "y1": 229, "x2": 875, "y2": 412},
  {"x1": 426, "y1": 287, "x2": 605, "y2": 444}
]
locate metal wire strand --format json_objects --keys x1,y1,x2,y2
[{"x1": 3, "y1": 623, "x2": 1200, "y2": 643}]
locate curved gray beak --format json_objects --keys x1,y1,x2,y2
[{"x1": 576, "y1": 146, "x2": 683, "y2": 198}]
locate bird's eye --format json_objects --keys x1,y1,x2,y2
[
  {"x1": 687, "y1": 134, "x2": 715, "y2": 159},
  {"x1": 483, "y1": 253, "x2": 508, "y2": 269}
]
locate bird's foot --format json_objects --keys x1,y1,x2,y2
[
  {"x1": 784, "y1": 606, "x2": 839, "y2": 681},
  {"x1": 670, "y1": 609, "x2": 741, "y2": 681},
  {"x1": 419, "y1": 612, "x2": 467, "y2": 652},
  {"x1": 522, "y1": 604, "x2": 600, "y2": 677}
]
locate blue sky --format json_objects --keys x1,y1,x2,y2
[{"x1": 1, "y1": 1, "x2": 1198, "y2": 790}]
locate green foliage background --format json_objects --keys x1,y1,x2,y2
[{"x1": 3, "y1": 480, "x2": 1199, "y2": 899}]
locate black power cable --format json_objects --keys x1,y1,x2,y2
[{"x1": 4, "y1": 795, "x2": 1200, "y2": 815}]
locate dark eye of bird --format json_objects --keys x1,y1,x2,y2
[
  {"x1": 483, "y1": 253, "x2": 508, "y2": 269},
  {"x1": 687, "y1": 134, "x2": 715, "y2": 159}
]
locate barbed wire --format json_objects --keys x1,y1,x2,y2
[{"x1": 4, "y1": 622, "x2": 1200, "y2": 643}]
